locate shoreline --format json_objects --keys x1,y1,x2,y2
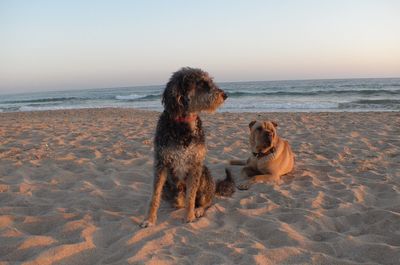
[{"x1": 0, "y1": 108, "x2": 399, "y2": 264}]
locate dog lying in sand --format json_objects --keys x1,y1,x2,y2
[
  {"x1": 230, "y1": 120, "x2": 294, "y2": 190},
  {"x1": 141, "y1": 67, "x2": 234, "y2": 228}
]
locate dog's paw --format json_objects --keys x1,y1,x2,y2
[
  {"x1": 140, "y1": 220, "x2": 154, "y2": 228},
  {"x1": 194, "y1": 208, "x2": 205, "y2": 218},
  {"x1": 185, "y1": 213, "x2": 196, "y2": 223},
  {"x1": 237, "y1": 182, "x2": 250, "y2": 190}
]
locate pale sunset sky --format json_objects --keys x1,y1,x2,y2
[{"x1": 1, "y1": 0, "x2": 400, "y2": 93}]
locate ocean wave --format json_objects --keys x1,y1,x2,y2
[
  {"x1": 223, "y1": 101, "x2": 339, "y2": 110},
  {"x1": 1, "y1": 97, "x2": 83, "y2": 104},
  {"x1": 338, "y1": 83, "x2": 400, "y2": 88},
  {"x1": 115, "y1": 94, "x2": 146, "y2": 100},
  {"x1": 1, "y1": 78, "x2": 400, "y2": 113},
  {"x1": 115, "y1": 94, "x2": 161, "y2": 101},
  {"x1": 0, "y1": 106, "x2": 22, "y2": 112},
  {"x1": 17, "y1": 105, "x2": 112, "y2": 112},
  {"x1": 350, "y1": 99, "x2": 400, "y2": 104},
  {"x1": 339, "y1": 99, "x2": 400, "y2": 109},
  {"x1": 227, "y1": 89, "x2": 400, "y2": 97}
]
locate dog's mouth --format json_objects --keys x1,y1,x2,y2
[
  {"x1": 203, "y1": 91, "x2": 227, "y2": 113},
  {"x1": 253, "y1": 145, "x2": 275, "y2": 158},
  {"x1": 256, "y1": 144, "x2": 273, "y2": 153},
  {"x1": 218, "y1": 91, "x2": 228, "y2": 106},
  {"x1": 256, "y1": 133, "x2": 274, "y2": 152}
]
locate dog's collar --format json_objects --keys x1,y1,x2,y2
[
  {"x1": 253, "y1": 147, "x2": 275, "y2": 158},
  {"x1": 174, "y1": 114, "x2": 198, "y2": 123}
]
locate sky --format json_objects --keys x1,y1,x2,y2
[{"x1": 1, "y1": 0, "x2": 400, "y2": 93}]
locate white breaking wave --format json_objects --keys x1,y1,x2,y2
[{"x1": 115, "y1": 94, "x2": 146, "y2": 100}]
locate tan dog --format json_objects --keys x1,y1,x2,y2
[{"x1": 231, "y1": 120, "x2": 294, "y2": 190}]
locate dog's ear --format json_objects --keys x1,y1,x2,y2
[
  {"x1": 162, "y1": 77, "x2": 186, "y2": 118},
  {"x1": 248, "y1": 120, "x2": 257, "y2": 129},
  {"x1": 271, "y1": 121, "x2": 278, "y2": 128}
]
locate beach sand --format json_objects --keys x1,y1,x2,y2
[{"x1": 0, "y1": 108, "x2": 399, "y2": 265}]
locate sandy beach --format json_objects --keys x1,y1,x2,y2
[{"x1": 0, "y1": 108, "x2": 399, "y2": 265}]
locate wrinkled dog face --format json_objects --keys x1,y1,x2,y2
[
  {"x1": 188, "y1": 72, "x2": 227, "y2": 113},
  {"x1": 249, "y1": 120, "x2": 278, "y2": 153}
]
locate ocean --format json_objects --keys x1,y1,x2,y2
[{"x1": 1, "y1": 78, "x2": 400, "y2": 113}]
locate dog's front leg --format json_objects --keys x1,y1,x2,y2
[
  {"x1": 140, "y1": 167, "x2": 167, "y2": 228},
  {"x1": 185, "y1": 169, "x2": 201, "y2": 223},
  {"x1": 252, "y1": 174, "x2": 280, "y2": 183},
  {"x1": 237, "y1": 166, "x2": 259, "y2": 190}
]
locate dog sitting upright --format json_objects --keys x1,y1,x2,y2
[
  {"x1": 232, "y1": 120, "x2": 295, "y2": 190},
  {"x1": 141, "y1": 67, "x2": 231, "y2": 228}
]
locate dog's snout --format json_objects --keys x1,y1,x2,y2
[
  {"x1": 216, "y1": 87, "x2": 227, "y2": 100},
  {"x1": 264, "y1": 132, "x2": 271, "y2": 143}
]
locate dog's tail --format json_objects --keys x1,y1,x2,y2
[
  {"x1": 216, "y1": 168, "x2": 235, "y2": 197},
  {"x1": 229, "y1": 159, "x2": 246, "y2": 166}
]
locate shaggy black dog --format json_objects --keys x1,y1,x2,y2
[{"x1": 141, "y1": 67, "x2": 234, "y2": 227}]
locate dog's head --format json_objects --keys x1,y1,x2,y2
[
  {"x1": 162, "y1": 67, "x2": 227, "y2": 118},
  {"x1": 248, "y1": 120, "x2": 278, "y2": 154}
]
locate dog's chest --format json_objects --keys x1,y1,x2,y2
[
  {"x1": 162, "y1": 144, "x2": 206, "y2": 179},
  {"x1": 248, "y1": 153, "x2": 276, "y2": 173}
]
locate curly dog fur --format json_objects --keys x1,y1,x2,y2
[{"x1": 141, "y1": 67, "x2": 232, "y2": 227}]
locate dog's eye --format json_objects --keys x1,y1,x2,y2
[
  {"x1": 201, "y1": 82, "x2": 211, "y2": 91},
  {"x1": 196, "y1": 81, "x2": 207, "y2": 89}
]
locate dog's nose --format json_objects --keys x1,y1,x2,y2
[{"x1": 222, "y1": 92, "x2": 228, "y2": 100}]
